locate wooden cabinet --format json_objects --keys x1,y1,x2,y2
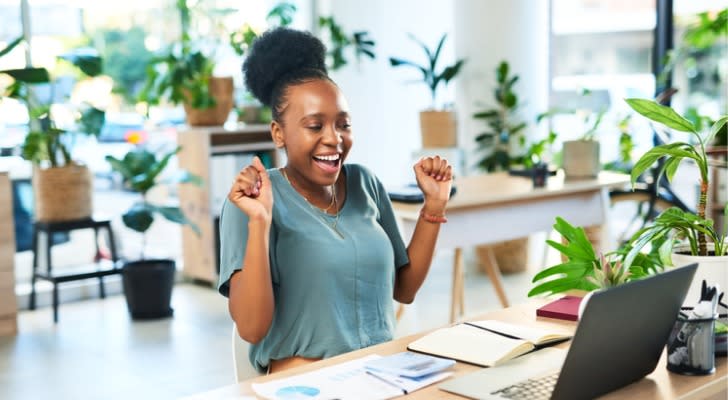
[
  {"x1": 0, "y1": 172, "x2": 18, "y2": 335},
  {"x1": 177, "y1": 124, "x2": 280, "y2": 284}
]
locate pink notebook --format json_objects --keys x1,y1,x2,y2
[{"x1": 536, "y1": 295, "x2": 583, "y2": 321}]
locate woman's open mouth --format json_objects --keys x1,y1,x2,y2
[{"x1": 313, "y1": 153, "x2": 341, "y2": 173}]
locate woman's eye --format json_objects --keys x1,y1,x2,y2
[
  {"x1": 307, "y1": 125, "x2": 322, "y2": 131},
  {"x1": 338, "y1": 122, "x2": 352, "y2": 130}
]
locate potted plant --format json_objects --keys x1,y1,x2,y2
[
  {"x1": 1, "y1": 38, "x2": 105, "y2": 222},
  {"x1": 621, "y1": 98, "x2": 727, "y2": 305},
  {"x1": 471, "y1": 60, "x2": 531, "y2": 274},
  {"x1": 318, "y1": 16, "x2": 376, "y2": 71},
  {"x1": 538, "y1": 89, "x2": 606, "y2": 179},
  {"x1": 473, "y1": 61, "x2": 528, "y2": 173},
  {"x1": 389, "y1": 33, "x2": 465, "y2": 148},
  {"x1": 138, "y1": 0, "x2": 233, "y2": 127},
  {"x1": 106, "y1": 140, "x2": 202, "y2": 319},
  {"x1": 229, "y1": 2, "x2": 295, "y2": 125},
  {"x1": 528, "y1": 217, "x2": 666, "y2": 298}
]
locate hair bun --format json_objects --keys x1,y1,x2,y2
[{"x1": 243, "y1": 28, "x2": 327, "y2": 106}]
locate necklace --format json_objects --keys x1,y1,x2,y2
[{"x1": 280, "y1": 168, "x2": 344, "y2": 239}]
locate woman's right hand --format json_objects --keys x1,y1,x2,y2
[{"x1": 228, "y1": 156, "x2": 273, "y2": 222}]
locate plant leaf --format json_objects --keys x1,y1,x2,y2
[
  {"x1": 122, "y1": 203, "x2": 154, "y2": 233},
  {"x1": 625, "y1": 98, "x2": 696, "y2": 133}
]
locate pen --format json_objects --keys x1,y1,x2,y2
[{"x1": 365, "y1": 370, "x2": 408, "y2": 395}]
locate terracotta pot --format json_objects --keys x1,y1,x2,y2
[
  {"x1": 562, "y1": 140, "x2": 600, "y2": 179},
  {"x1": 32, "y1": 164, "x2": 93, "y2": 222},
  {"x1": 419, "y1": 110, "x2": 457, "y2": 148},
  {"x1": 184, "y1": 76, "x2": 234, "y2": 127}
]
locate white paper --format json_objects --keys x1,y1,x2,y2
[{"x1": 251, "y1": 354, "x2": 452, "y2": 400}]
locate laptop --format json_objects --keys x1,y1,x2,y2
[{"x1": 440, "y1": 263, "x2": 698, "y2": 400}]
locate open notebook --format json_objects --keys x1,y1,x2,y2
[{"x1": 407, "y1": 320, "x2": 572, "y2": 367}]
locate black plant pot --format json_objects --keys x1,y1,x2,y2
[{"x1": 122, "y1": 259, "x2": 175, "y2": 319}]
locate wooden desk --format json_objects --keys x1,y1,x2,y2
[
  {"x1": 392, "y1": 171, "x2": 631, "y2": 322},
  {"x1": 182, "y1": 301, "x2": 727, "y2": 399}
]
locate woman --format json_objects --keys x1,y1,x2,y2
[{"x1": 218, "y1": 27, "x2": 452, "y2": 374}]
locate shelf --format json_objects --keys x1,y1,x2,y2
[{"x1": 177, "y1": 125, "x2": 280, "y2": 284}]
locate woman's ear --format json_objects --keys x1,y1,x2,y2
[{"x1": 271, "y1": 121, "x2": 285, "y2": 148}]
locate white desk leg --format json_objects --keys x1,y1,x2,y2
[{"x1": 481, "y1": 246, "x2": 510, "y2": 308}]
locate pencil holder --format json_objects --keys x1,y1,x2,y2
[
  {"x1": 666, "y1": 310, "x2": 717, "y2": 375},
  {"x1": 531, "y1": 163, "x2": 549, "y2": 188}
]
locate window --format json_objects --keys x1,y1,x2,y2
[{"x1": 549, "y1": 0, "x2": 657, "y2": 163}]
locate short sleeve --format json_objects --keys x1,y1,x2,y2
[
  {"x1": 217, "y1": 199, "x2": 249, "y2": 297},
  {"x1": 371, "y1": 173, "x2": 410, "y2": 269}
]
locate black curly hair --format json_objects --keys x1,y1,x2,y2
[{"x1": 243, "y1": 27, "x2": 331, "y2": 123}]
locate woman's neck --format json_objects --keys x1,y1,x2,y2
[{"x1": 281, "y1": 167, "x2": 338, "y2": 212}]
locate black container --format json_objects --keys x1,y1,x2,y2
[
  {"x1": 532, "y1": 163, "x2": 549, "y2": 188},
  {"x1": 122, "y1": 259, "x2": 175, "y2": 319},
  {"x1": 666, "y1": 312, "x2": 717, "y2": 375}
]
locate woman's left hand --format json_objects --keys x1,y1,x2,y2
[{"x1": 413, "y1": 156, "x2": 453, "y2": 205}]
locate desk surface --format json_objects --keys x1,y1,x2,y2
[
  {"x1": 392, "y1": 171, "x2": 630, "y2": 217},
  {"x1": 183, "y1": 301, "x2": 727, "y2": 399}
]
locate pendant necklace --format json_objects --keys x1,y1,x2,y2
[{"x1": 280, "y1": 168, "x2": 344, "y2": 239}]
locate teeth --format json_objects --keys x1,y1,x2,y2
[{"x1": 314, "y1": 154, "x2": 340, "y2": 161}]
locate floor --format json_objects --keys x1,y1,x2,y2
[{"x1": 1, "y1": 241, "x2": 548, "y2": 400}]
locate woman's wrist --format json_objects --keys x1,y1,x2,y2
[
  {"x1": 248, "y1": 213, "x2": 272, "y2": 230},
  {"x1": 419, "y1": 208, "x2": 447, "y2": 224},
  {"x1": 421, "y1": 199, "x2": 447, "y2": 216}
]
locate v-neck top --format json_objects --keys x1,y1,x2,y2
[{"x1": 218, "y1": 163, "x2": 409, "y2": 373}]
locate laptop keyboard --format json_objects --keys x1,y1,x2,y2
[{"x1": 491, "y1": 371, "x2": 559, "y2": 400}]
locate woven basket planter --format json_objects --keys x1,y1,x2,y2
[
  {"x1": 32, "y1": 164, "x2": 93, "y2": 222},
  {"x1": 184, "y1": 76, "x2": 234, "y2": 127},
  {"x1": 476, "y1": 237, "x2": 529, "y2": 274}
]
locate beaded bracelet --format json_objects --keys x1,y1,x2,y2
[{"x1": 420, "y1": 209, "x2": 448, "y2": 223}]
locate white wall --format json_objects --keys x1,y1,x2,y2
[{"x1": 322, "y1": 0, "x2": 456, "y2": 186}]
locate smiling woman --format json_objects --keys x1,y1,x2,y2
[{"x1": 217, "y1": 27, "x2": 454, "y2": 375}]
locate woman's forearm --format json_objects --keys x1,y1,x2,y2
[
  {"x1": 394, "y1": 202, "x2": 445, "y2": 303},
  {"x1": 228, "y1": 218, "x2": 275, "y2": 343}
]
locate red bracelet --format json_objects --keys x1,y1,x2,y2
[{"x1": 420, "y1": 209, "x2": 447, "y2": 223}]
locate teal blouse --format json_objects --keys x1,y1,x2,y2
[{"x1": 218, "y1": 164, "x2": 409, "y2": 373}]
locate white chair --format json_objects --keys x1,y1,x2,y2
[{"x1": 231, "y1": 324, "x2": 261, "y2": 382}]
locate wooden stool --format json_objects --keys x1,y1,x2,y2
[{"x1": 29, "y1": 216, "x2": 121, "y2": 323}]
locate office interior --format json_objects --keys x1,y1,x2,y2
[{"x1": 0, "y1": 0, "x2": 726, "y2": 399}]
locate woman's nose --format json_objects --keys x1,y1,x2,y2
[{"x1": 322, "y1": 125, "x2": 343, "y2": 144}]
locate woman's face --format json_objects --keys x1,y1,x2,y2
[{"x1": 275, "y1": 79, "x2": 353, "y2": 187}]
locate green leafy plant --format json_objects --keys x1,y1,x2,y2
[
  {"x1": 106, "y1": 145, "x2": 202, "y2": 259},
  {"x1": 388, "y1": 33, "x2": 465, "y2": 109},
  {"x1": 529, "y1": 217, "x2": 665, "y2": 297},
  {"x1": 1, "y1": 37, "x2": 104, "y2": 167},
  {"x1": 473, "y1": 61, "x2": 527, "y2": 172},
  {"x1": 229, "y1": 2, "x2": 297, "y2": 57},
  {"x1": 138, "y1": 0, "x2": 219, "y2": 110},
  {"x1": 623, "y1": 98, "x2": 728, "y2": 260},
  {"x1": 602, "y1": 114, "x2": 636, "y2": 173},
  {"x1": 587, "y1": 254, "x2": 630, "y2": 288},
  {"x1": 659, "y1": 8, "x2": 728, "y2": 85},
  {"x1": 318, "y1": 16, "x2": 376, "y2": 71},
  {"x1": 523, "y1": 132, "x2": 557, "y2": 168}
]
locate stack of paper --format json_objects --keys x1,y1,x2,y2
[{"x1": 252, "y1": 354, "x2": 452, "y2": 400}]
